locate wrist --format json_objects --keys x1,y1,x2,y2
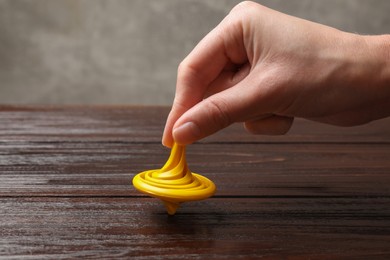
[
  {"x1": 360, "y1": 34, "x2": 390, "y2": 119},
  {"x1": 377, "y1": 35, "x2": 390, "y2": 87},
  {"x1": 323, "y1": 33, "x2": 390, "y2": 123},
  {"x1": 364, "y1": 34, "x2": 390, "y2": 83}
]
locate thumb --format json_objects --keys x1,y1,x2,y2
[{"x1": 172, "y1": 76, "x2": 261, "y2": 145}]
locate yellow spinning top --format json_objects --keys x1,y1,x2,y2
[{"x1": 132, "y1": 143, "x2": 216, "y2": 215}]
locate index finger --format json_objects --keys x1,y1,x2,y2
[{"x1": 162, "y1": 17, "x2": 247, "y2": 147}]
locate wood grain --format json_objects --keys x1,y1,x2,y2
[
  {"x1": 1, "y1": 197, "x2": 390, "y2": 259},
  {"x1": 1, "y1": 143, "x2": 389, "y2": 197},
  {"x1": 0, "y1": 106, "x2": 389, "y2": 259}
]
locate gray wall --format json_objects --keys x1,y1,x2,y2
[{"x1": 1, "y1": 0, "x2": 389, "y2": 105}]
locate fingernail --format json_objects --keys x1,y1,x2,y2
[{"x1": 173, "y1": 122, "x2": 201, "y2": 145}]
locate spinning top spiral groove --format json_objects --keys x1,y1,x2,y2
[{"x1": 132, "y1": 143, "x2": 216, "y2": 215}]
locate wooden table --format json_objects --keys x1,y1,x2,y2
[{"x1": 1, "y1": 105, "x2": 389, "y2": 259}]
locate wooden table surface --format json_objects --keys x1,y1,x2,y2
[{"x1": 1, "y1": 105, "x2": 389, "y2": 259}]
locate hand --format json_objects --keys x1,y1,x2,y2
[{"x1": 163, "y1": 1, "x2": 390, "y2": 147}]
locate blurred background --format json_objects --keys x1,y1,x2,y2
[{"x1": 0, "y1": 0, "x2": 389, "y2": 105}]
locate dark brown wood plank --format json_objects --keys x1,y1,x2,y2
[
  {"x1": 1, "y1": 197, "x2": 389, "y2": 259},
  {"x1": 0, "y1": 105, "x2": 167, "y2": 143},
  {"x1": 1, "y1": 142, "x2": 389, "y2": 197},
  {"x1": 1, "y1": 105, "x2": 389, "y2": 143}
]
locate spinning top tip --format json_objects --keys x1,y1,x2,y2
[{"x1": 163, "y1": 200, "x2": 180, "y2": 215}]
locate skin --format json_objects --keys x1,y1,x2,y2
[{"x1": 162, "y1": 1, "x2": 390, "y2": 147}]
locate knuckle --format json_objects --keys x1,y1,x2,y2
[
  {"x1": 281, "y1": 116, "x2": 294, "y2": 133},
  {"x1": 204, "y1": 98, "x2": 232, "y2": 130},
  {"x1": 244, "y1": 116, "x2": 294, "y2": 135},
  {"x1": 177, "y1": 60, "x2": 187, "y2": 73},
  {"x1": 232, "y1": 1, "x2": 255, "y2": 12},
  {"x1": 243, "y1": 121, "x2": 259, "y2": 135},
  {"x1": 230, "y1": 1, "x2": 261, "y2": 15},
  {"x1": 177, "y1": 60, "x2": 190, "y2": 77},
  {"x1": 177, "y1": 59, "x2": 204, "y2": 87},
  {"x1": 227, "y1": 1, "x2": 264, "y2": 31}
]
